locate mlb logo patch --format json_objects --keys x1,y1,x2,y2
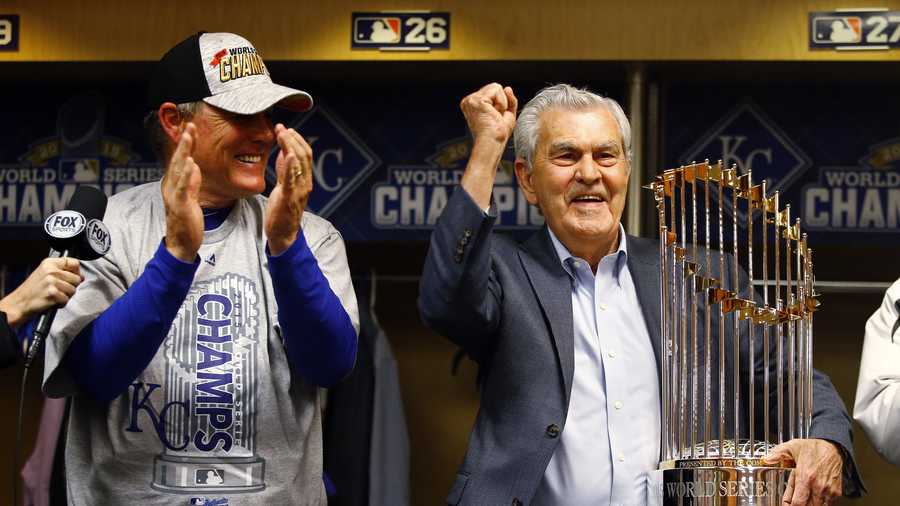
[
  {"x1": 195, "y1": 468, "x2": 225, "y2": 485},
  {"x1": 812, "y1": 16, "x2": 862, "y2": 43},
  {"x1": 354, "y1": 17, "x2": 401, "y2": 44}
]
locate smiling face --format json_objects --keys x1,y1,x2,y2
[
  {"x1": 516, "y1": 106, "x2": 629, "y2": 260},
  {"x1": 188, "y1": 103, "x2": 275, "y2": 207}
]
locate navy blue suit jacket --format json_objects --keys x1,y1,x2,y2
[{"x1": 418, "y1": 188, "x2": 861, "y2": 505}]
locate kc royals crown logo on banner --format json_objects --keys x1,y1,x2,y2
[{"x1": 646, "y1": 161, "x2": 818, "y2": 505}]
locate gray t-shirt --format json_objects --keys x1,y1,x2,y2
[{"x1": 44, "y1": 182, "x2": 359, "y2": 506}]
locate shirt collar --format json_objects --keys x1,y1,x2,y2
[{"x1": 547, "y1": 224, "x2": 629, "y2": 286}]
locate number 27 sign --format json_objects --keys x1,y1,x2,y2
[
  {"x1": 810, "y1": 9, "x2": 900, "y2": 50},
  {"x1": 352, "y1": 12, "x2": 449, "y2": 51}
]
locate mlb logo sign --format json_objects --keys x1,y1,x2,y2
[
  {"x1": 812, "y1": 16, "x2": 862, "y2": 44},
  {"x1": 354, "y1": 17, "x2": 401, "y2": 44},
  {"x1": 680, "y1": 101, "x2": 811, "y2": 196},
  {"x1": 352, "y1": 12, "x2": 450, "y2": 50},
  {"x1": 59, "y1": 158, "x2": 101, "y2": 183},
  {"x1": 269, "y1": 105, "x2": 380, "y2": 218}
]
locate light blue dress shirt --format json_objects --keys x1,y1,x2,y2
[{"x1": 532, "y1": 226, "x2": 660, "y2": 506}]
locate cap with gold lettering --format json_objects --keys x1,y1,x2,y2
[{"x1": 147, "y1": 32, "x2": 312, "y2": 115}]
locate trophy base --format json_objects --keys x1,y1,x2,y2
[
  {"x1": 652, "y1": 459, "x2": 791, "y2": 506},
  {"x1": 151, "y1": 454, "x2": 266, "y2": 494}
]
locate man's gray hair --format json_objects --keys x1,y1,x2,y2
[
  {"x1": 143, "y1": 101, "x2": 203, "y2": 162},
  {"x1": 513, "y1": 84, "x2": 632, "y2": 170}
]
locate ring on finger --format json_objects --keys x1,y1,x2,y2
[{"x1": 292, "y1": 166, "x2": 304, "y2": 180}]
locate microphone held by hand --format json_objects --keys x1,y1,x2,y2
[{"x1": 25, "y1": 186, "x2": 110, "y2": 368}]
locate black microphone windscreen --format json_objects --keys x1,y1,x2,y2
[{"x1": 67, "y1": 185, "x2": 107, "y2": 220}]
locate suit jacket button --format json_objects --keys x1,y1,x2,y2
[
  {"x1": 464, "y1": 228, "x2": 473, "y2": 238},
  {"x1": 512, "y1": 499, "x2": 522, "y2": 506},
  {"x1": 454, "y1": 254, "x2": 463, "y2": 264},
  {"x1": 545, "y1": 424, "x2": 560, "y2": 438}
]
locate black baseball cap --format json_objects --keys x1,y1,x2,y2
[{"x1": 147, "y1": 32, "x2": 312, "y2": 115}]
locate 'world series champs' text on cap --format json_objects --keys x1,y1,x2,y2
[{"x1": 148, "y1": 32, "x2": 312, "y2": 115}]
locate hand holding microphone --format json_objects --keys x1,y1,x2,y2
[
  {"x1": 0, "y1": 258, "x2": 83, "y2": 328},
  {"x1": 22, "y1": 185, "x2": 110, "y2": 368}
]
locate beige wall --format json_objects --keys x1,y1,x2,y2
[{"x1": 3, "y1": 0, "x2": 900, "y2": 62}]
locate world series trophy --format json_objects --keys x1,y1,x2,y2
[{"x1": 646, "y1": 161, "x2": 818, "y2": 505}]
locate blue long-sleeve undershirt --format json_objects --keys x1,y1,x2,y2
[
  {"x1": 64, "y1": 240, "x2": 198, "y2": 402},
  {"x1": 64, "y1": 211, "x2": 357, "y2": 402},
  {"x1": 267, "y1": 232, "x2": 357, "y2": 387}
]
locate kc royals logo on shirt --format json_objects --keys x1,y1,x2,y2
[{"x1": 127, "y1": 273, "x2": 265, "y2": 494}]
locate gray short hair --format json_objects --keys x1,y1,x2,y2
[
  {"x1": 513, "y1": 84, "x2": 632, "y2": 170},
  {"x1": 143, "y1": 101, "x2": 203, "y2": 162}
]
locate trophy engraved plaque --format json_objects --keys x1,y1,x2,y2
[{"x1": 647, "y1": 161, "x2": 818, "y2": 505}]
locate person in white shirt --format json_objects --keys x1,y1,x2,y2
[{"x1": 854, "y1": 278, "x2": 900, "y2": 466}]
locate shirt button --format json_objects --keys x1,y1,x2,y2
[
  {"x1": 608, "y1": 350, "x2": 617, "y2": 358},
  {"x1": 598, "y1": 303, "x2": 607, "y2": 311},
  {"x1": 618, "y1": 453, "x2": 626, "y2": 462},
  {"x1": 545, "y1": 424, "x2": 561, "y2": 438},
  {"x1": 614, "y1": 401, "x2": 623, "y2": 410}
]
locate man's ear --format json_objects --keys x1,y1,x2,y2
[
  {"x1": 515, "y1": 158, "x2": 539, "y2": 205},
  {"x1": 158, "y1": 102, "x2": 186, "y2": 144}
]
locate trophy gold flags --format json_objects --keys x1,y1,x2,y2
[{"x1": 646, "y1": 161, "x2": 817, "y2": 505}]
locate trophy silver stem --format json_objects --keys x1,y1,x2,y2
[
  {"x1": 805, "y1": 249, "x2": 815, "y2": 438},
  {"x1": 670, "y1": 188, "x2": 680, "y2": 459},
  {"x1": 691, "y1": 173, "x2": 699, "y2": 457},
  {"x1": 680, "y1": 175, "x2": 689, "y2": 458},
  {"x1": 774, "y1": 192, "x2": 783, "y2": 445},
  {"x1": 761, "y1": 180, "x2": 770, "y2": 456},
  {"x1": 730, "y1": 169, "x2": 740, "y2": 455},
  {"x1": 660, "y1": 224, "x2": 669, "y2": 459},
  {"x1": 795, "y1": 225, "x2": 804, "y2": 439},
  {"x1": 746, "y1": 172, "x2": 755, "y2": 456},
  {"x1": 717, "y1": 170, "x2": 726, "y2": 457},
  {"x1": 703, "y1": 174, "x2": 713, "y2": 454},
  {"x1": 785, "y1": 205, "x2": 795, "y2": 442},
  {"x1": 656, "y1": 183, "x2": 670, "y2": 460}
]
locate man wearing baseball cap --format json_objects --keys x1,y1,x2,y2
[{"x1": 43, "y1": 32, "x2": 359, "y2": 505}]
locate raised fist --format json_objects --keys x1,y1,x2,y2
[{"x1": 460, "y1": 83, "x2": 518, "y2": 146}]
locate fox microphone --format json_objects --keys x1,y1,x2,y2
[{"x1": 24, "y1": 186, "x2": 111, "y2": 368}]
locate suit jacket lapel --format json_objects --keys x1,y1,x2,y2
[
  {"x1": 518, "y1": 227, "x2": 575, "y2": 405},
  {"x1": 626, "y1": 235, "x2": 664, "y2": 392}
]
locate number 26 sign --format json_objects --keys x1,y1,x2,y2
[{"x1": 352, "y1": 12, "x2": 450, "y2": 51}]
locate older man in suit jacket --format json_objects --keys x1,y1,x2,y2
[{"x1": 418, "y1": 83, "x2": 862, "y2": 506}]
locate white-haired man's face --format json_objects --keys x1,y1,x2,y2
[{"x1": 519, "y1": 106, "x2": 629, "y2": 252}]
